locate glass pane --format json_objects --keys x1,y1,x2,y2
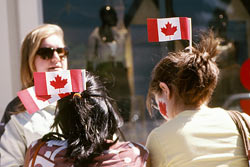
[{"x1": 42, "y1": 0, "x2": 250, "y2": 144}]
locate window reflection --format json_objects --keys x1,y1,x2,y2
[{"x1": 42, "y1": 0, "x2": 250, "y2": 143}]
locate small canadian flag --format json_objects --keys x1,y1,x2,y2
[
  {"x1": 147, "y1": 17, "x2": 191, "y2": 42},
  {"x1": 34, "y1": 69, "x2": 86, "y2": 96},
  {"x1": 17, "y1": 86, "x2": 70, "y2": 114}
]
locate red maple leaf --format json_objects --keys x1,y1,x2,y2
[
  {"x1": 36, "y1": 95, "x2": 51, "y2": 102},
  {"x1": 50, "y1": 75, "x2": 68, "y2": 92},
  {"x1": 161, "y1": 22, "x2": 177, "y2": 36},
  {"x1": 159, "y1": 101, "x2": 168, "y2": 117},
  {"x1": 58, "y1": 93, "x2": 71, "y2": 98}
]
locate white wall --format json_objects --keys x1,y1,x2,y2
[{"x1": 0, "y1": 0, "x2": 43, "y2": 119}]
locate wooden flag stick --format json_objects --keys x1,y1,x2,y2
[{"x1": 189, "y1": 18, "x2": 192, "y2": 53}]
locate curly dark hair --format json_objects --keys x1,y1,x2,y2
[
  {"x1": 146, "y1": 31, "x2": 221, "y2": 114},
  {"x1": 42, "y1": 71, "x2": 123, "y2": 166}
]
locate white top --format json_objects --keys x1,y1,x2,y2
[
  {"x1": 0, "y1": 104, "x2": 56, "y2": 167},
  {"x1": 146, "y1": 107, "x2": 249, "y2": 167},
  {"x1": 87, "y1": 27, "x2": 128, "y2": 68}
]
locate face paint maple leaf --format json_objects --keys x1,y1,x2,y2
[
  {"x1": 161, "y1": 22, "x2": 177, "y2": 36},
  {"x1": 50, "y1": 75, "x2": 68, "y2": 92},
  {"x1": 159, "y1": 101, "x2": 168, "y2": 118}
]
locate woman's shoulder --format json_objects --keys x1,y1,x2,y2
[
  {"x1": 5, "y1": 96, "x2": 21, "y2": 111},
  {"x1": 113, "y1": 141, "x2": 149, "y2": 153},
  {"x1": 27, "y1": 139, "x2": 68, "y2": 156},
  {"x1": 88, "y1": 140, "x2": 149, "y2": 166},
  {"x1": 2, "y1": 103, "x2": 56, "y2": 135},
  {"x1": 25, "y1": 139, "x2": 73, "y2": 167},
  {"x1": 99, "y1": 141, "x2": 149, "y2": 166},
  {"x1": 1, "y1": 96, "x2": 23, "y2": 123}
]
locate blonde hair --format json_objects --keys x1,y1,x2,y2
[
  {"x1": 20, "y1": 24, "x2": 65, "y2": 89},
  {"x1": 146, "y1": 31, "x2": 221, "y2": 114}
]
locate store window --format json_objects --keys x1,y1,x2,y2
[{"x1": 42, "y1": 0, "x2": 250, "y2": 143}]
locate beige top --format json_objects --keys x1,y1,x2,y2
[{"x1": 146, "y1": 107, "x2": 249, "y2": 167}]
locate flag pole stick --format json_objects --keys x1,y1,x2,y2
[{"x1": 189, "y1": 18, "x2": 192, "y2": 53}]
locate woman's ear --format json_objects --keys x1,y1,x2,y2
[{"x1": 159, "y1": 82, "x2": 170, "y2": 99}]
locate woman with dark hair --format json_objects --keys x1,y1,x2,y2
[
  {"x1": 24, "y1": 71, "x2": 148, "y2": 167},
  {"x1": 145, "y1": 31, "x2": 250, "y2": 167}
]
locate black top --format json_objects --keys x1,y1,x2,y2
[{"x1": 0, "y1": 96, "x2": 23, "y2": 136}]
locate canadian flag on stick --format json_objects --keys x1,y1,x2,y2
[
  {"x1": 34, "y1": 69, "x2": 86, "y2": 96},
  {"x1": 17, "y1": 87, "x2": 70, "y2": 114},
  {"x1": 147, "y1": 17, "x2": 191, "y2": 43}
]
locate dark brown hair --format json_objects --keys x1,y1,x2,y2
[
  {"x1": 42, "y1": 71, "x2": 123, "y2": 166},
  {"x1": 146, "y1": 31, "x2": 221, "y2": 114}
]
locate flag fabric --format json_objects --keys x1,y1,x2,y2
[
  {"x1": 240, "y1": 58, "x2": 250, "y2": 90},
  {"x1": 17, "y1": 87, "x2": 70, "y2": 114},
  {"x1": 34, "y1": 69, "x2": 86, "y2": 96},
  {"x1": 147, "y1": 17, "x2": 191, "y2": 42}
]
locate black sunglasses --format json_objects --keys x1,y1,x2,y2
[{"x1": 36, "y1": 47, "x2": 69, "y2": 60}]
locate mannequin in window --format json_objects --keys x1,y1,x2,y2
[{"x1": 87, "y1": 5, "x2": 131, "y2": 121}]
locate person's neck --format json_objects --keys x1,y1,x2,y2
[
  {"x1": 173, "y1": 103, "x2": 203, "y2": 117},
  {"x1": 183, "y1": 105, "x2": 202, "y2": 111}
]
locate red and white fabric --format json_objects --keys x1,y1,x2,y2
[
  {"x1": 34, "y1": 69, "x2": 86, "y2": 96},
  {"x1": 25, "y1": 139, "x2": 149, "y2": 167},
  {"x1": 17, "y1": 87, "x2": 69, "y2": 114},
  {"x1": 147, "y1": 17, "x2": 191, "y2": 42}
]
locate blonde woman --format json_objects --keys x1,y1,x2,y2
[{"x1": 0, "y1": 24, "x2": 68, "y2": 166}]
